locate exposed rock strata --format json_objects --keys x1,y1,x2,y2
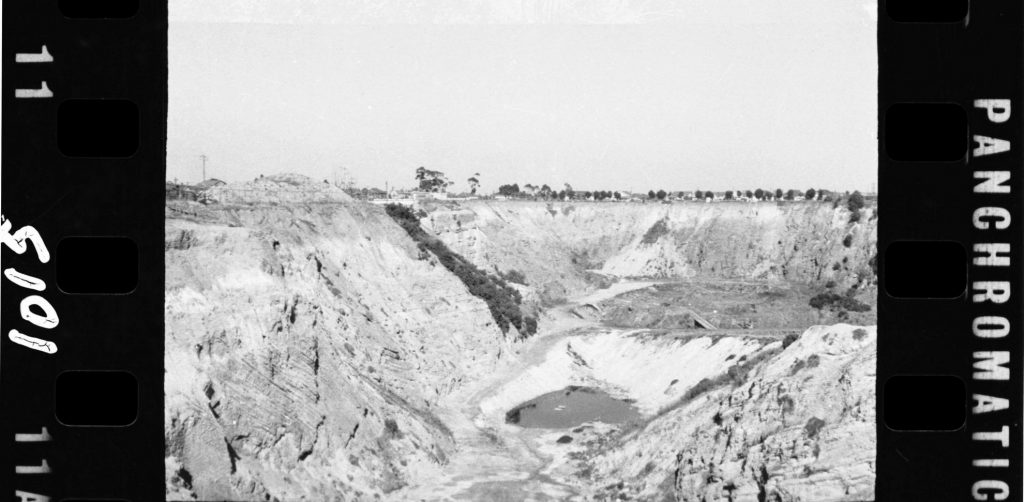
[
  {"x1": 425, "y1": 201, "x2": 876, "y2": 303},
  {"x1": 578, "y1": 325, "x2": 875, "y2": 502},
  {"x1": 166, "y1": 194, "x2": 876, "y2": 501},
  {"x1": 165, "y1": 200, "x2": 513, "y2": 500}
]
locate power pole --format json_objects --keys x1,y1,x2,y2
[{"x1": 199, "y1": 154, "x2": 208, "y2": 181}]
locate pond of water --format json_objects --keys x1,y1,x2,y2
[{"x1": 505, "y1": 386, "x2": 641, "y2": 429}]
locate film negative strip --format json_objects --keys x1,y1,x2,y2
[
  {"x1": 880, "y1": 0, "x2": 1023, "y2": 500},
  {"x1": 1, "y1": 1, "x2": 165, "y2": 501},
  {"x1": 0, "y1": 1, "x2": 1020, "y2": 501}
]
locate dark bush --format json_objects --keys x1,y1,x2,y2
[
  {"x1": 684, "y1": 378, "x2": 716, "y2": 400},
  {"x1": 842, "y1": 234, "x2": 853, "y2": 247},
  {"x1": 641, "y1": 218, "x2": 671, "y2": 244},
  {"x1": 782, "y1": 333, "x2": 799, "y2": 349},
  {"x1": 556, "y1": 435, "x2": 573, "y2": 444},
  {"x1": 853, "y1": 328, "x2": 868, "y2": 340},
  {"x1": 384, "y1": 418, "x2": 401, "y2": 437},
  {"x1": 789, "y1": 358, "x2": 806, "y2": 375},
  {"x1": 809, "y1": 292, "x2": 870, "y2": 312},
  {"x1": 847, "y1": 191, "x2": 865, "y2": 212},
  {"x1": 501, "y1": 269, "x2": 528, "y2": 285},
  {"x1": 806, "y1": 354, "x2": 821, "y2": 368},
  {"x1": 804, "y1": 417, "x2": 826, "y2": 439},
  {"x1": 386, "y1": 204, "x2": 538, "y2": 338},
  {"x1": 677, "y1": 347, "x2": 782, "y2": 402},
  {"x1": 778, "y1": 395, "x2": 795, "y2": 413}
]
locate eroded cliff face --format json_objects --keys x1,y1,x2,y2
[
  {"x1": 423, "y1": 201, "x2": 876, "y2": 303},
  {"x1": 165, "y1": 200, "x2": 514, "y2": 500},
  {"x1": 165, "y1": 194, "x2": 876, "y2": 502},
  {"x1": 572, "y1": 325, "x2": 875, "y2": 502}
]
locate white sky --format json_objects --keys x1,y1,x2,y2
[{"x1": 168, "y1": 0, "x2": 876, "y2": 193}]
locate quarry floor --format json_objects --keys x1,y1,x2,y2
[
  {"x1": 397, "y1": 284, "x2": 651, "y2": 501},
  {"x1": 397, "y1": 280, "x2": 802, "y2": 501}
]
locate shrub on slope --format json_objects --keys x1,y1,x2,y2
[{"x1": 386, "y1": 204, "x2": 538, "y2": 338}]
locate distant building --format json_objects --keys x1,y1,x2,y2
[
  {"x1": 410, "y1": 190, "x2": 448, "y2": 200},
  {"x1": 195, "y1": 178, "x2": 226, "y2": 191}
]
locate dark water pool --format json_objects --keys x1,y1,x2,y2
[{"x1": 504, "y1": 386, "x2": 641, "y2": 429}]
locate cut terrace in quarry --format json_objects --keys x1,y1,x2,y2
[{"x1": 164, "y1": 175, "x2": 877, "y2": 502}]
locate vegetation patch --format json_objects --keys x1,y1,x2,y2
[
  {"x1": 679, "y1": 346, "x2": 783, "y2": 403},
  {"x1": 499, "y1": 269, "x2": 528, "y2": 285},
  {"x1": 852, "y1": 328, "x2": 868, "y2": 341},
  {"x1": 804, "y1": 417, "x2": 826, "y2": 439},
  {"x1": 385, "y1": 204, "x2": 538, "y2": 338},
  {"x1": 789, "y1": 358, "x2": 806, "y2": 375},
  {"x1": 612, "y1": 346, "x2": 782, "y2": 445},
  {"x1": 847, "y1": 191, "x2": 865, "y2": 223},
  {"x1": 806, "y1": 354, "x2": 821, "y2": 368},
  {"x1": 383, "y1": 418, "x2": 402, "y2": 439},
  {"x1": 778, "y1": 394, "x2": 795, "y2": 413},
  {"x1": 809, "y1": 292, "x2": 871, "y2": 313},
  {"x1": 640, "y1": 218, "x2": 671, "y2": 244}
]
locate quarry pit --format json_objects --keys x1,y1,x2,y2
[{"x1": 165, "y1": 178, "x2": 876, "y2": 502}]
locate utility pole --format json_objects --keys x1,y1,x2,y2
[{"x1": 199, "y1": 154, "x2": 208, "y2": 182}]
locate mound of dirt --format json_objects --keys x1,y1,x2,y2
[{"x1": 202, "y1": 173, "x2": 354, "y2": 205}]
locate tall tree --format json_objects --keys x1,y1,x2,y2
[
  {"x1": 847, "y1": 190, "x2": 865, "y2": 212},
  {"x1": 467, "y1": 173, "x2": 480, "y2": 195},
  {"x1": 805, "y1": 188, "x2": 816, "y2": 201},
  {"x1": 497, "y1": 184, "x2": 522, "y2": 197},
  {"x1": 415, "y1": 166, "x2": 450, "y2": 192}
]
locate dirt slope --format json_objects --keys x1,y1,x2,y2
[
  {"x1": 425, "y1": 200, "x2": 876, "y2": 304},
  {"x1": 165, "y1": 199, "x2": 514, "y2": 500},
  {"x1": 575, "y1": 325, "x2": 875, "y2": 502},
  {"x1": 165, "y1": 194, "x2": 875, "y2": 501}
]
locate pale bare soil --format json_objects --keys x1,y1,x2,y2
[{"x1": 395, "y1": 279, "x2": 839, "y2": 501}]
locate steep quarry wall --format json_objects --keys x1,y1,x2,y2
[
  {"x1": 424, "y1": 201, "x2": 876, "y2": 302},
  {"x1": 165, "y1": 193, "x2": 875, "y2": 501},
  {"x1": 577, "y1": 325, "x2": 875, "y2": 502},
  {"x1": 479, "y1": 332, "x2": 776, "y2": 420},
  {"x1": 165, "y1": 200, "x2": 514, "y2": 500}
]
